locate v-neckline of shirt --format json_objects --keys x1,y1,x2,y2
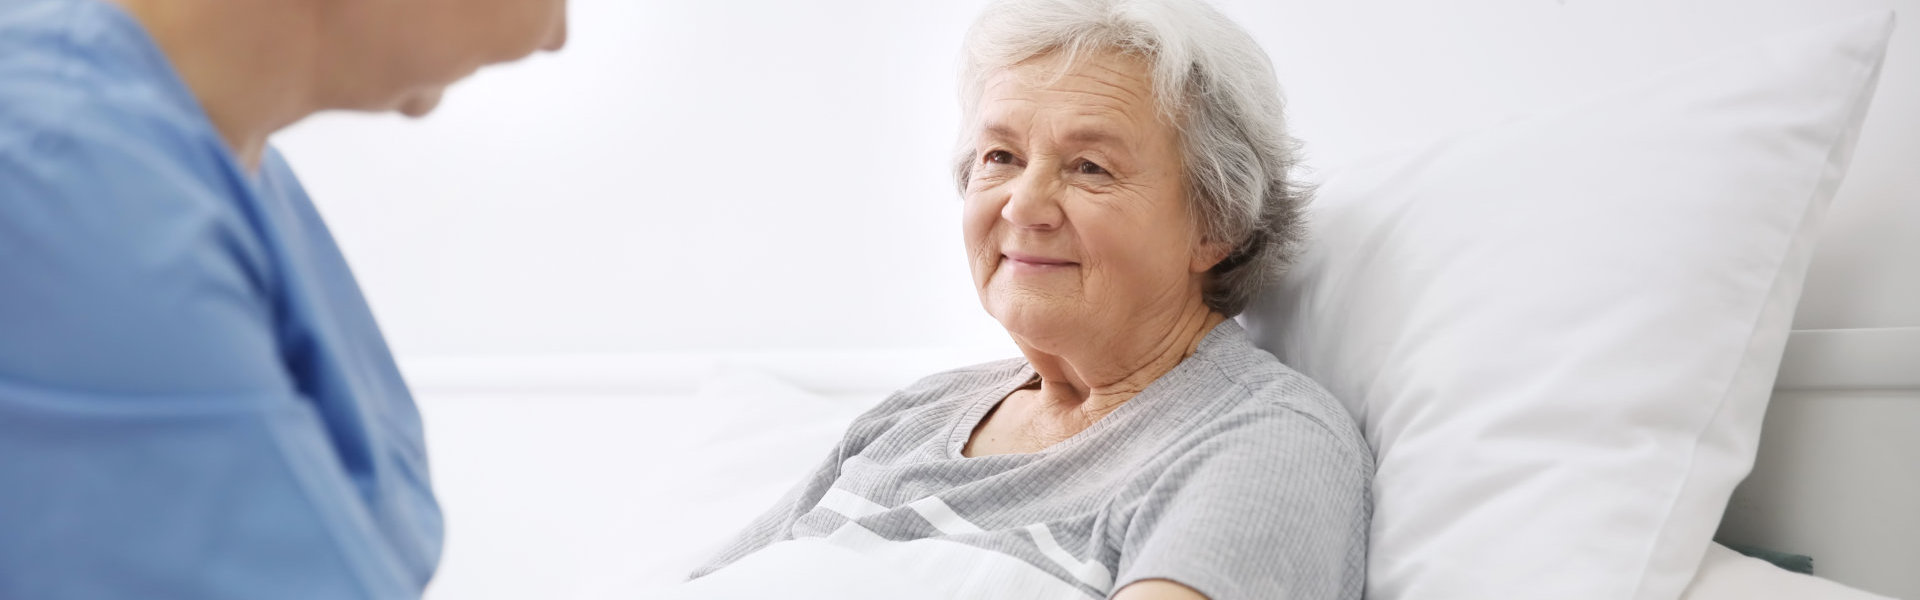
[
  {"x1": 942, "y1": 330, "x2": 1229, "y2": 461},
  {"x1": 940, "y1": 319, "x2": 1244, "y2": 459}
]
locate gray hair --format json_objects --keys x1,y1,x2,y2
[{"x1": 952, "y1": 0, "x2": 1309, "y2": 316}]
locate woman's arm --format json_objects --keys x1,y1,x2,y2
[{"x1": 1113, "y1": 579, "x2": 1209, "y2": 600}]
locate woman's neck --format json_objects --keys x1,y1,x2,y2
[
  {"x1": 1014, "y1": 302, "x2": 1226, "y2": 426},
  {"x1": 113, "y1": 0, "x2": 321, "y2": 171}
]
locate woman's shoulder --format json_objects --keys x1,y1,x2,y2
[
  {"x1": 1226, "y1": 373, "x2": 1373, "y2": 477},
  {"x1": 1182, "y1": 323, "x2": 1373, "y2": 474}
]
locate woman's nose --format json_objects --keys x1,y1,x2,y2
[{"x1": 1001, "y1": 170, "x2": 1065, "y2": 230}]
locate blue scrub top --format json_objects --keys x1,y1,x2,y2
[{"x1": 0, "y1": 0, "x2": 442, "y2": 598}]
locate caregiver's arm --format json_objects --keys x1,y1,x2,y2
[{"x1": 0, "y1": 110, "x2": 412, "y2": 599}]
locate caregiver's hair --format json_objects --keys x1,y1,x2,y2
[{"x1": 952, "y1": 0, "x2": 1309, "y2": 316}]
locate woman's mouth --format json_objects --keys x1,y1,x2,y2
[{"x1": 1002, "y1": 252, "x2": 1078, "y2": 272}]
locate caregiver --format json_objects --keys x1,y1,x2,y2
[{"x1": 0, "y1": 0, "x2": 566, "y2": 597}]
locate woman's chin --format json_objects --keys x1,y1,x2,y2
[{"x1": 988, "y1": 302, "x2": 1081, "y2": 349}]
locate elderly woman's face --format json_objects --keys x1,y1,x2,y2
[{"x1": 963, "y1": 51, "x2": 1221, "y2": 344}]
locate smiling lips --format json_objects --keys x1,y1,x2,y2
[{"x1": 1002, "y1": 251, "x2": 1078, "y2": 272}]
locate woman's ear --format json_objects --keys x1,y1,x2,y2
[{"x1": 1191, "y1": 237, "x2": 1232, "y2": 273}]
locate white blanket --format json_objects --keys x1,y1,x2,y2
[{"x1": 664, "y1": 532, "x2": 1092, "y2": 600}]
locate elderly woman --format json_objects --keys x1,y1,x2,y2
[{"x1": 686, "y1": 0, "x2": 1369, "y2": 598}]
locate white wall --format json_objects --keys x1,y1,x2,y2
[{"x1": 275, "y1": 0, "x2": 1920, "y2": 360}]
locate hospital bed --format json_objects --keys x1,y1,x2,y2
[
  {"x1": 273, "y1": 0, "x2": 1919, "y2": 598},
  {"x1": 400, "y1": 332, "x2": 1917, "y2": 599}
]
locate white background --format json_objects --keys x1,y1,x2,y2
[{"x1": 276, "y1": 0, "x2": 1919, "y2": 362}]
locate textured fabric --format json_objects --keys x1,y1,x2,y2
[
  {"x1": 692, "y1": 320, "x2": 1371, "y2": 600},
  {"x1": 0, "y1": 0, "x2": 440, "y2": 598}
]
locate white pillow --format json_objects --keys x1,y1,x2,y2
[
  {"x1": 1241, "y1": 12, "x2": 1894, "y2": 600},
  {"x1": 1681, "y1": 543, "x2": 1893, "y2": 600}
]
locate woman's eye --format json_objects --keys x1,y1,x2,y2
[
  {"x1": 984, "y1": 150, "x2": 1015, "y2": 164},
  {"x1": 1076, "y1": 160, "x2": 1109, "y2": 176}
]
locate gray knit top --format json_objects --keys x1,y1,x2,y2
[{"x1": 692, "y1": 320, "x2": 1372, "y2": 600}]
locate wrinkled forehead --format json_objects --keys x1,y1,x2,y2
[
  {"x1": 999, "y1": 49, "x2": 1155, "y2": 93},
  {"x1": 974, "y1": 50, "x2": 1172, "y2": 135}
]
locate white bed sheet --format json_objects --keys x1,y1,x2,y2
[
  {"x1": 413, "y1": 368, "x2": 1889, "y2": 599},
  {"x1": 1685, "y1": 544, "x2": 1894, "y2": 600},
  {"x1": 416, "y1": 369, "x2": 871, "y2": 600}
]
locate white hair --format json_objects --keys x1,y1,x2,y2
[{"x1": 952, "y1": 0, "x2": 1309, "y2": 316}]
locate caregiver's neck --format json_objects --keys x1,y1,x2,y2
[
  {"x1": 112, "y1": 0, "x2": 322, "y2": 172},
  {"x1": 1015, "y1": 300, "x2": 1226, "y2": 422}
]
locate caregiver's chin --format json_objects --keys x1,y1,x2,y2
[{"x1": 111, "y1": 0, "x2": 568, "y2": 169}]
